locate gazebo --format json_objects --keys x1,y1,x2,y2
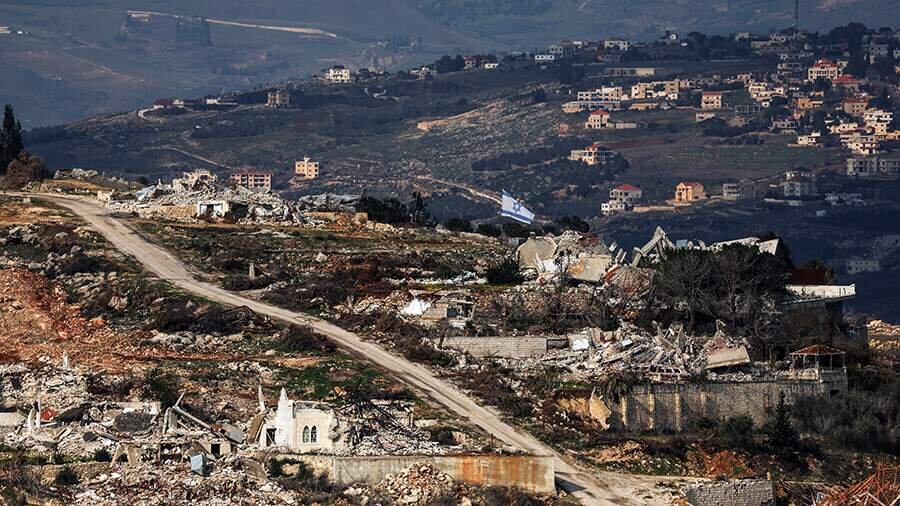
[{"x1": 788, "y1": 344, "x2": 846, "y2": 370}]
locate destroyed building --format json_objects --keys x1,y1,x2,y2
[{"x1": 257, "y1": 389, "x2": 341, "y2": 453}]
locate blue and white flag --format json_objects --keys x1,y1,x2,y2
[{"x1": 500, "y1": 190, "x2": 535, "y2": 224}]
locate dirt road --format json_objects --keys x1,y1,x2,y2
[{"x1": 43, "y1": 195, "x2": 669, "y2": 505}]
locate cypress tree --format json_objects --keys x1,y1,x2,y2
[{"x1": 1, "y1": 105, "x2": 24, "y2": 173}]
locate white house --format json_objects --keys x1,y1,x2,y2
[{"x1": 258, "y1": 389, "x2": 341, "y2": 453}]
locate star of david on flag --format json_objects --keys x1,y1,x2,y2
[{"x1": 500, "y1": 190, "x2": 535, "y2": 224}]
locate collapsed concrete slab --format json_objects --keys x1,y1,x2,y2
[{"x1": 684, "y1": 479, "x2": 774, "y2": 506}]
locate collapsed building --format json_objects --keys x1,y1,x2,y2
[{"x1": 110, "y1": 180, "x2": 310, "y2": 225}]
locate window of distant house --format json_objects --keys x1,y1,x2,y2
[
  {"x1": 310, "y1": 426, "x2": 318, "y2": 443},
  {"x1": 302, "y1": 426, "x2": 310, "y2": 443},
  {"x1": 265, "y1": 428, "x2": 276, "y2": 446}
]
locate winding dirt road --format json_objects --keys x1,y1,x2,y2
[{"x1": 42, "y1": 194, "x2": 668, "y2": 505}]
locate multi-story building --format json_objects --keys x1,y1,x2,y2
[
  {"x1": 782, "y1": 174, "x2": 817, "y2": 198},
  {"x1": 609, "y1": 184, "x2": 642, "y2": 206},
  {"x1": 326, "y1": 66, "x2": 352, "y2": 84},
  {"x1": 569, "y1": 144, "x2": 617, "y2": 166},
  {"x1": 842, "y1": 97, "x2": 869, "y2": 117},
  {"x1": 230, "y1": 171, "x2": 272, "y2": 193},
  {"x1": 578, "y1": 87, "x2": 624, "y2": 102},
  {"x1": 807, "y1": 59, "x2": 842, "y2": 81},
  {"x1": 846, "y1": 156, "x2": 900, "y2": 178},
  {"x1": 294, "y1": 157, "x2": 320, "y2": 179},
  {"x1": 603, "y1": 38, "x2": 630, "y2": 51},
  {"x1": 675, "y1": 182, "x2": 705, "y2": 203},
  {"x1": 267, "y1": 89, "x2": 290, "y2": 108},
  {"x1": 700, "y1": 91, "x2": 723, "y2": 109},
  {"x1": 548, "y1": 42, "x2": 575, "y2": 60},
  {"x1": 585, "y1": 109, "x2": 610, "y2": 129}
]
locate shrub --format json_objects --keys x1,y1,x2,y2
[
  {"x1": 444, "y1": 217, "x2": 472, "y2": 233},
  {"x1": 485, "y1": 257, "x2": 523, "y2": 285},
  {"x1": 93, "y1": 448, "x2": 111, "y2": 462},
  {"x1": 276, "y1": 325, "x2": 335, "y2": 354},
  {"x1": 475, "y1": 223, "x2": 502, "y2": 237},
  {"x1": 54, "y1": 466, "x2": 79, "y2": 486},
  {"x1": 720, "y1": 416, "x2": 755, "y2": 450},
  {"x1": 143, "y1": 367, "x2": 180, "y2": 409}
]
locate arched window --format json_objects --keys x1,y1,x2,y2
[
  {"x1": 302, "y1": 426, "x2": 310, "y2": 443},
  {"x1": 310, "y1": 426, "x2": 318, "y2": 443}
]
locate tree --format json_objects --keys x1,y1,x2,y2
[
  {"x1": 408, "y1": 191, "x2": 430, "y2": 226},
  {"x1": 763, "y1": 392, "x2": 800, "y2": 457},
  {"x1": 654, "y1": 249, "x2": 718, "y2": 331},
  {"x1": 531, "y1": 87, "x2": 547, "y2": 104},
  {"x1": 869, "y1": 87, "x2": 894, "y2": 111},
  {"x1": 1, "y1": 105, "x2": 25, "y2": 173},
  {"x1": 555, "y1": 215, "x2": 589, "y2": 233},
  {"x1": 0, "y1": 152, "x2": 47, "y2": 190}
]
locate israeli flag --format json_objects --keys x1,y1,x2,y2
[{"x1": 500, "y1": 190, "x2": 535, "y2": 224}]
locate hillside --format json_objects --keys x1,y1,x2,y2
[{"x1": 2, "y1": 0, "x2": 899, "y2": 126}]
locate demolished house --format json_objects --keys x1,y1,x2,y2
[
  {"x1": 466, "y1": 321, "x2": 848, "y2": 433},
  {"x1": 401, "y1": 290, "x2": 475, "y2": 329},
  {"x1": 253, "y1": 389, "x2": 454, "y2": 456},
  {"x1": 516, "y1": 230, "x2": 625, "y2": 282},
  {"x1": 110, "y1": 180, "x2": 310, "y2": 225}
]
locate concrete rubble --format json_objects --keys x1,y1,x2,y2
[
  {"x1": 109, "y1": 182, "x2": 311, "y2": 225},
  {"x1": 68, "y1": 456, "x2": 303, "y2": 506},
  {"x1": 344, "y1": 463, "x2": 456, "y2": 505}
]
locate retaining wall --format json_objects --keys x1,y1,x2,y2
[
  {"x1": 264, "y1": 453, "x2": 555, "y2": 493},
  {"x1": 607, "y1": 369, "x2": 847, "y2": 431}
]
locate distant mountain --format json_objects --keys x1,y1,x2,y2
[{"x1": 1, "y1": 0, "x2": 897, "y2": 126}]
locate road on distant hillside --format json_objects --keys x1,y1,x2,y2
[
  {"x1": 126, "y1": 10, "x2": 338, "y2": 38},
  {"x1": 40, "y1": 194, "x2": 677, "y2": 506}
]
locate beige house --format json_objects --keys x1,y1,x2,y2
[
  {"x1": 842, "y1": 98, "x2": 869, "y2": 117},
  {"x1": 585, "y1": 109, "x2": 610, "y2": 129},
  {"x1": 675, "y1": 182, "x2": 705, "y2": 204},
  {"x1": 230, "y1": 171, "x2": 272, "y2": 193},
  {"x1": 295, "y1": 157, "x2": 320, "y2": 179},
  {"x1": 700, "y1": 92, "x2": 723, "y2": 110}
]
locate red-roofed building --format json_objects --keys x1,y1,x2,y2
[
  {"x1": 808, "y1": 59, "x2": 842, "y2": 81},
  {"x1": 833, "y1": 74, "x2": 860, "y2": 92},
  {"x1": 153, "y1": 98, "x2": 174, "y2": 109},
  {"x1": 604, "y1": 183, "x2": 642, "y2": 214},
  {"x1": 586, "y1": 109, "x2": 611, "y2": 129}
]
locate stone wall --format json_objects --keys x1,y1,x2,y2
[
  {"x1": 263, "y1": 454, "x2": 555, "y2": 493},
  {"x1": 606, "y1": 369, "x2": 847, "y2": 431},
  {"x1": 433, "y1": 336, "x2": 554, "y2": 358},
  {"x1": 684, "y1": 479, "x2": 774, "y2": 506}
]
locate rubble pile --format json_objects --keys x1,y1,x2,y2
[
  {"x1": 109, "y1": 183, "x2": 311, "y2": 225},
  {"x1": 69, "y1": 457, "x2": 299, "y2": 506},
  {"x1": 346, "y1": 463, "x2": 457, "y2": 505},
  {"x1": 334, "y1": 401, "x2": 456, "y2": 457},
  {"x1": 467, "y1": 321, "x2": 754, "y2": 382},
  {"x1": 296, "y1": 193, "x2": 361, "y2": 213}
]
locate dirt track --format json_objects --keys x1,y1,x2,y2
[{"x1": 43, "y1": 194, "x2": 678, "y2": 505}]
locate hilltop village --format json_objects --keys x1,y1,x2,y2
[{"x1": 1, "y1": 21, "x2": 900, "y2": 506}]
